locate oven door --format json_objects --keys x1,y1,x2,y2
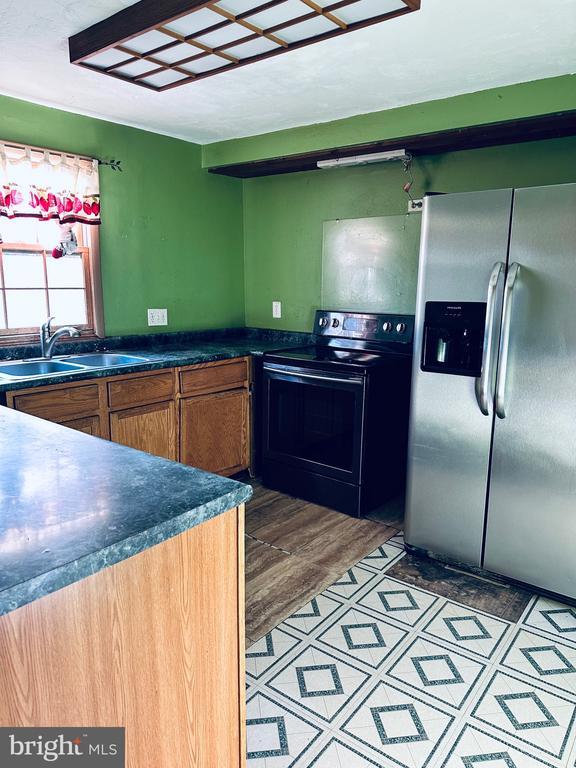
[{"x1": 263, "y1": 362, "x2": 366, "y2": 483}]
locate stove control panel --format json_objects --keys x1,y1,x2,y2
[{"x1": 315, "y1": 311, "x2": 414, "y2": 343}]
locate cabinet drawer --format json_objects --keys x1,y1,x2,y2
[
  {"x1": 10, "y1": 384, "x2": 100, "y2": 421},
  {"x1": 179, "y1": 358, "x2": 248, "y2": 395},
  {"x1": 107, "y1": 372, "x2": 174, "y2": 409}
]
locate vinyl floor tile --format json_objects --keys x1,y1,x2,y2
[
  {"x1": 470, "y1": 669, "x2": 576, "y2": 760},
  {"x1": 316, "y1": 606, "x2": 408, "y2": 669},
  {"x1": 500, "y1": 628, "x2": 576, "y2": 697},
  {"x1": 245, "y1": 484, "x2": 576, "y2": 767}
]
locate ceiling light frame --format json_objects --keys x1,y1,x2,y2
[{"x1": 69, "y1": 0, "x2": 421, "y2": 92}]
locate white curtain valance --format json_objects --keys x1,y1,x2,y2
[{"x1": 0, "y1": 142, "x2": 101, "y2": 224}]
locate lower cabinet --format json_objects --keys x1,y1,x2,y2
[
  {"x1": 180, "y1": 389, "x2": 249, "y2": 475},
  {"x1": 6, "y1": 357, "x2": 251, "y2": 475},
  {"x1": 0, "y1": 505, "x2": 246, "y2": 768},
  {"x1": 62, "y1": 415, "x2": 103, "y2": 437},
  {"x1": 110, "y1": 400, "x2": 178, "y2": 461}
]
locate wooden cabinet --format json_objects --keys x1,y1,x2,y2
[
  {"x1": 108, "y1": 371, "x2": 175, "y2": 409},
  {"x1": 6, "y1": 357, "x2": 251, "y2": 474},
  {"x1": 8, "y1": 382, "x2": 101, "y2": 421},
  {"x1": 0, "y1": 505, "x2": 246, "y2": 768},
  {"x1": 6, "y1": 381, "x2": 107, "y2": 437},
  {"x1": 179, "y1": 357, "x2": 250, "y2": 476},
  {"x1": 180, "y1": 358, "x2": 248, "y2": 396},
  {"x1": 62, "y1": 415, "x2": 103, "y2": 437},
  {"x1": 107, "y1": 369, "x2": 178, "y2": 461},
  {"x1": 110, "y1": 400, "x2": 177, "y2": 460},
  {"x1": 180, "y1": 389, "x2": 249, "y2": 475}
]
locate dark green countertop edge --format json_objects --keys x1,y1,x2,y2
[
  {"x1": 0, "y1": 483, "x2": 251, "y2": 617},
  {"x1": 0, "y1": 329, "x2": 313, "y2": 393},
  {"x1": 0, "y1": 346, "x2": 259, "y2": 393}
]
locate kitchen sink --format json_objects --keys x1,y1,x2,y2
[
  {"x1": 0, "y1": 360, "x2": 87, "y2": 378},
  {"x1": 65, "y1": 353, "x2": 150, "y2": 367}
]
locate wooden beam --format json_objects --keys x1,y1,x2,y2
[
  {"x1": 207, "y1": 111, "x2": 576, "y2": 178},
  {"x1": 69, "y1": 0, "x2": 215, "y2": 63},
  {"x1": 299, "y1": 0, "x2": 348, "y2": 29},
  {"x1": 210, "y1": 5, "x2": 289, "y2": 48}
]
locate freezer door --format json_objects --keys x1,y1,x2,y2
[
  {"x1": 405, "y1": 189, "x2": 513, "y2": 565},
  {"x1": 484, "y1": 183, "x2": 576, "y2": 598}
]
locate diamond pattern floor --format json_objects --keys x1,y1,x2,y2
[{"x1": 246, "y1": 537, "x2": 576, "y2": 767}]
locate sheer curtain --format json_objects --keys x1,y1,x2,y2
[{"x1": 0, "y1": 143, "x2": 100, "y2": 224}]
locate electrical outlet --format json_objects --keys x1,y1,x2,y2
[
  {"x1": 408, "y1": 198, "x2": 423, "y2": 214},
  {"x1": 147, "y1": 308, "x2": 168, "y2": 326},
  {"x1": 272, "y1": 301, "x2": 282, "y2": 319}
]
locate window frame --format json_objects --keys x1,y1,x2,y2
[{"x1": 0, "y1": 224, "x2": 104, "y2": 346}]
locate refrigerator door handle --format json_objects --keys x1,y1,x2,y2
[
  {"x1": 475, "y1": 262, "x2": 505, "y2": 415},
  {"x1": 495, "y1": 262, "x2": 521, "y2": 419}
]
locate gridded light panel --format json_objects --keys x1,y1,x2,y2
[{"x1": 69, "y1": 0, "x2": 420, "y2": 91}]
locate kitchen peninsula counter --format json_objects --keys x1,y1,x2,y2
[{"x1": 0, "y1": 405, "x2": 251, "y2": 767}]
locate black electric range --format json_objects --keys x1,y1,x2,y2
[{"x1": 261, "y1": 310, "x2": 414, "y2": 517}]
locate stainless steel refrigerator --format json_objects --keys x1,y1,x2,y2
[{"x1": 405, "y1": 183, "x2": 576, "y2": 600}]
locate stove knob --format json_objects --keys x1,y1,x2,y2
[
  {"x1": 331, "y1": 318, "x2": 340, "y2": 328},
  {"x1": 319, "y1": 316, "x2": 328, "y2": 327},
  {"x1": 382, "y1": 321, "x2": 393, "y2": 333},
  {"x1": 396, "y1": 322, "x2": 407, "y2": 334}
]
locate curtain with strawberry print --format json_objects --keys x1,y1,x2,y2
[{"x1": 0, "y1": 143, "x2": 100, "y2": 224}]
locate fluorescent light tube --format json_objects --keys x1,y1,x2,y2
[{"x1": 317, "y1": 150, "x2": 409, "y2": 169}]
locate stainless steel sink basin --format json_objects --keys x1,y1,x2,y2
[
  {"x1": 65, "y1": 353, "x2": 150, "y2": 368},
  {"x1": 0, "y1": 360, "x2": 87, "y2": 378}
]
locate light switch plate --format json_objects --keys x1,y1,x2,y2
[
  {"x1": 148, "y1": 308, "x2": 168, "y2": 326},
  {"x1": 272, "y1": 301, "x2": 282, "y2": 319}
]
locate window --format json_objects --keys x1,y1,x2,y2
[
  {"x1": 0, "y1": 140, "x2": 103, "y2": 344},
  {"x1": 0, "y1": 217, "x2": 101, "y2": 343}
]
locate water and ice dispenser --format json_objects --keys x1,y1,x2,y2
[{"x1": 421, "y1": 302, "x2": 486, "y2": 377}]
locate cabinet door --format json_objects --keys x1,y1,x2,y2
[
  {"x1": 62, "y1": 415, "x2": 103, "y2": 437},
  {"x1": 180, "y1": 389, "x2": 248, "y2": 475},
  {"x1": 110, "y1": 400, "x2": 177, "y2": 460}
]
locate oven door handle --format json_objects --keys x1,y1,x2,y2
[{"x1": 263, "y1": 364, "x2": 364, "y2": 386}]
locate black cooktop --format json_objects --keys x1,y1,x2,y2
[
  {"x1": 264, "y1": 311, "x2": 414, "y2": 374},
  {"x1": 265, "y1": 345, "x2": 386, "y2": 369}
]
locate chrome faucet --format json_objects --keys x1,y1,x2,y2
[{"x1": 40, "y1": 316, "x2": 81, "y2": 358}]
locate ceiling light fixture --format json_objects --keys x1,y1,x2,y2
[
  {"x1": 69, "y1": 0, "x2": 421, "y2": 92},
  {"x1": 317, "y1": 149, "x2": 411, "y2": 169}
]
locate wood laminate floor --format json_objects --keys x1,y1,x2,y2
[
  {"x1": 244, "y1": 481, "x2": 401, "y2": 643},
  {"x1": 244, "y1": 481, "x2": 532, "y2": 644}
]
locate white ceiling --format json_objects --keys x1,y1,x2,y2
[{"x1": 0, "y1": 0, "x2": 574, "y2": 145}]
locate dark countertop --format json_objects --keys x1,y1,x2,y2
[
  {"x1": 0, "y1": 328, "x2": 312, "y2": 393},
  {"x1": 0, "y1": 406, "x2": 252, "y2": 616}
]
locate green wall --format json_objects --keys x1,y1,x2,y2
[
  {"x1": 0, "y1": 95, "x2": 244, "y2": 336},
  {"x1": 204, "y1": 75, "x2": 576, "y2": 167},
  {"x1": 3, "y1": 76, "x2": 575, "y2": 339},
  {"x1": 243, "y1": 136, "x2": 576, "y2": 331}
]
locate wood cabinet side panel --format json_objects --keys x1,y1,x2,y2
[{"x1": 0, "y1": 508, "x2": 243, "y2": 768}]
